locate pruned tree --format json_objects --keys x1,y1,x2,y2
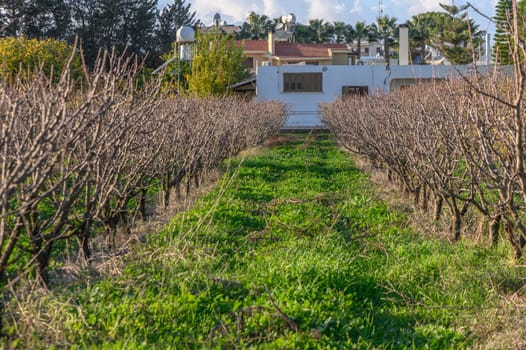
[{"x1": 322, "y1": 1, "x2": 526, "y2": 260}]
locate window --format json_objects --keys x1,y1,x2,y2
[
  {"x1": 244, "y1": 57, "x2": 254, "y2": 69},
  {"x1": 342, "y1": 86, "x2": 369, "y2": 96},
  {"x1": 390, "y1": 78, "x2": 444, "y2": 91},
  {"x1": 283, "y1": 73, "x2": 322, "y2": 92}
]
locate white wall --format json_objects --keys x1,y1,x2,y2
[{"x1": 256, "y1": 64, "x2": 490, "y2": 129}]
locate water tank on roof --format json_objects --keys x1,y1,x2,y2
[{"x1": 176, "y1": 26, "x2": 195, "y2": 43}]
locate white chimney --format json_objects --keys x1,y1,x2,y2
[
  {"x1": 399, "y1": 25, "x2": 409, "y2": 65},
  {"x1": 268, "y1": 31, "x2": 275, "y2": 56}
]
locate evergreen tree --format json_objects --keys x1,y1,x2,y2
[
  {"x1": 493, "y1": 0, "x2": 513, "y2": 64},
  {"x1": 409, "y1": 4, "x2": 483, "y2": 64},
  {"x1": 121, "y1": 0, "x2": 158, "y2": 60},
  {"x1": 156, "y1": 0, "x2": 197, "y2": 55},
  {"x1": 71, "y1": 0, "x2": 157, "y2": 67},
  {"x1": 22, "y1": 0, "x2": 72, "y2": 40},
  {"x1": 0, "y1": 0, "x2": 71, "y2": 39},
  {"x1": 0, "y1": 0, "x2": 25, "y2": 36}
]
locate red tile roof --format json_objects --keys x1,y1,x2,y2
[
  {"x1": 238, "y1": 40, "x2": 268, "y2": 52},
  {"x1": 275, "y1": 42, "x2": 348, "y2": 58},
  {"x1": 236, "y1": 40, "x2": 349, "y2": 58}
]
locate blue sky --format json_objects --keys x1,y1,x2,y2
[{"x1": 159, "y1": 0, "x2": 496, "y2": 34}]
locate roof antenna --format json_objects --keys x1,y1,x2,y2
[{"x1": 379, "y1": 0, "x2": 384, "y2": 17}]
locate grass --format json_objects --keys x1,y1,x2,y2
[{"x1": 4, "y1": 133, "x2": 525, "y2": 349}]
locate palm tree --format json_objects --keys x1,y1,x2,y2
[
  {"x1": 353, "y1": 21, "x2": 371, "y2": 59},
  {"x1": 408, "y1": 14, "x2": 435, "y2": 63},
  {"x1": 240, "y1": 11, "x2": 274, "y2": 39},
  {"x1": 333, "y1": 21, "x2": 352, "y2": 43},
  {"x1": 308, "y1": 19, "x2": 334, "y2": 43},
  {"x1": 375, "y1": 15, "x2": 398, "y2": 64}
]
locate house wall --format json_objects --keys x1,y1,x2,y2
[
  {"x1": 256, "y1": 64, "x2": 493, "y2": 129},
  {"x1": 272, "y1": 58, "x2": 333, "y2": 66},
  {"x1": 331, "y1": 53, "x2": 348, "y2": 65},
  {"x1": 351, "y1": 43, "x2": 382, "y2": 58},
  {"x1": 244, "y1": 52, "x2": 269, "y2": 70}
]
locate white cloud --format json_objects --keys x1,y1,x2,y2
[
  {"x1": 159, "y1": 0, "x2": 495, "y2": 29},
  {"x1": 350, "y1": 0, "x2": 363, "y2": 15},
  {"x1": 387, "y1": 0, "x2": 442, "y2": 18},
  {"x1": 262, "y1": 0, "x2": 287, "y2": 19},
  {"x1": 306, "y1": 0, "x2": 347, "y2": 22}
]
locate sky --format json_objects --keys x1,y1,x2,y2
[{"x1": 159, "y1": 0, "x2": 497, "y2": 35}]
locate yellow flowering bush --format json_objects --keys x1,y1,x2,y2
[{"x1": 0, "y1": 37, "x2": 81, "y2": 82}]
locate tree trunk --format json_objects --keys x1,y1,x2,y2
[
  {"x1": 186, "y1": 176, "x2": 192, "y2": 196},
  {"x1": 490, "y1": 215, "x2": 501, "y2": 246},
  {"x1": 119, "y1": 210, "x2": 130, "y2": 237},
  {"x1": 451, "y1": 208, "x2": 462, "y2": 242},
  {"x1": 434, "y1": 197, "x2": 443, "y2": 221},
  {"x1": 422, "y1": 185, "x2": 429, "y2": 212},
  {"x1": 35, "y1": 242, "x2": 53, "y2": 288},
  {"x1": 77, "y1": 230, "x2": 91, "y2": 265},
  {"x1": 139, "y1": 188, "x2": 147, "y2": 220},
  {"x1": 414, "y1": 185, "x2": 421, "y2": 207},
  {"x1": 30, "y1": 229, "x2": 52, "y2": 288},
  {"x1": 162, "y1": 173, "x2": 171, "y2": 209},
  {"x1": 0, "y1": 273, "x2": 5, "y2": 337},
  {"x1": 505, "y1": 221, "x2": 523, "y2": 261}
]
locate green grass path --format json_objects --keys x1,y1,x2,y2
[{"x1": 53, "y1": 133, "x2": 520, "y2": 349}]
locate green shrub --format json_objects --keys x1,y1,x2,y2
[{"x1": 0, "y1": 36, "x2": 81, "y2": 82}]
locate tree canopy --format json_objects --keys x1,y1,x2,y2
[
  {"x1": 156, "y1": 0, "x2": 198, "y2": 56},
  {"x1": 406, "y1": 3, "x2": 483, "y2": 64},
  {"x1": 239, "y1": 12, "x2": 274, "y2": 39},
  {"x1": 0, "y1": 2, "x2": 492, "y2": 69},
  {"x1": 0, "y1": 0, "x2": 198, "y2": 68},
  {"x1": 185, "y1": 34, "x2": 249, "y2": 96}
]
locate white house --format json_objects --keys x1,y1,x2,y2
[
  {"x1": 255, "y1": 26, "x2": 495, "y2": 129},
  {"x1": 256, "y1": 64, "x2": 493, "y2": 129}
]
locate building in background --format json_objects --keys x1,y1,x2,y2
[{"x1": 255, "y1": 26, "x2": 495, "y2": 129}]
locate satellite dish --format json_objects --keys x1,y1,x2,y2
[
  {"x1": 275, "y1": 23, "x2": 284, "y2": 30},
  {"x1": 176, "y1": 26, "x2": 195, "y2": 43},
  {"x1": 286, "y1": 14, "x2": 296, "y2": 24}
]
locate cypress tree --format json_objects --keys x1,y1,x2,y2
[
  {"x1": 493, "y1": 0, "x2": 513, "y2": 64},
  {"x1": 0, "y1": 0, "x2": 72, "y2": 39},
  {"x1": 156, "y1": 0, "x2": 197, "y2": 56},
  {"x1": 72, "y1": 0, "x2": 158, "y2": 67}
]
